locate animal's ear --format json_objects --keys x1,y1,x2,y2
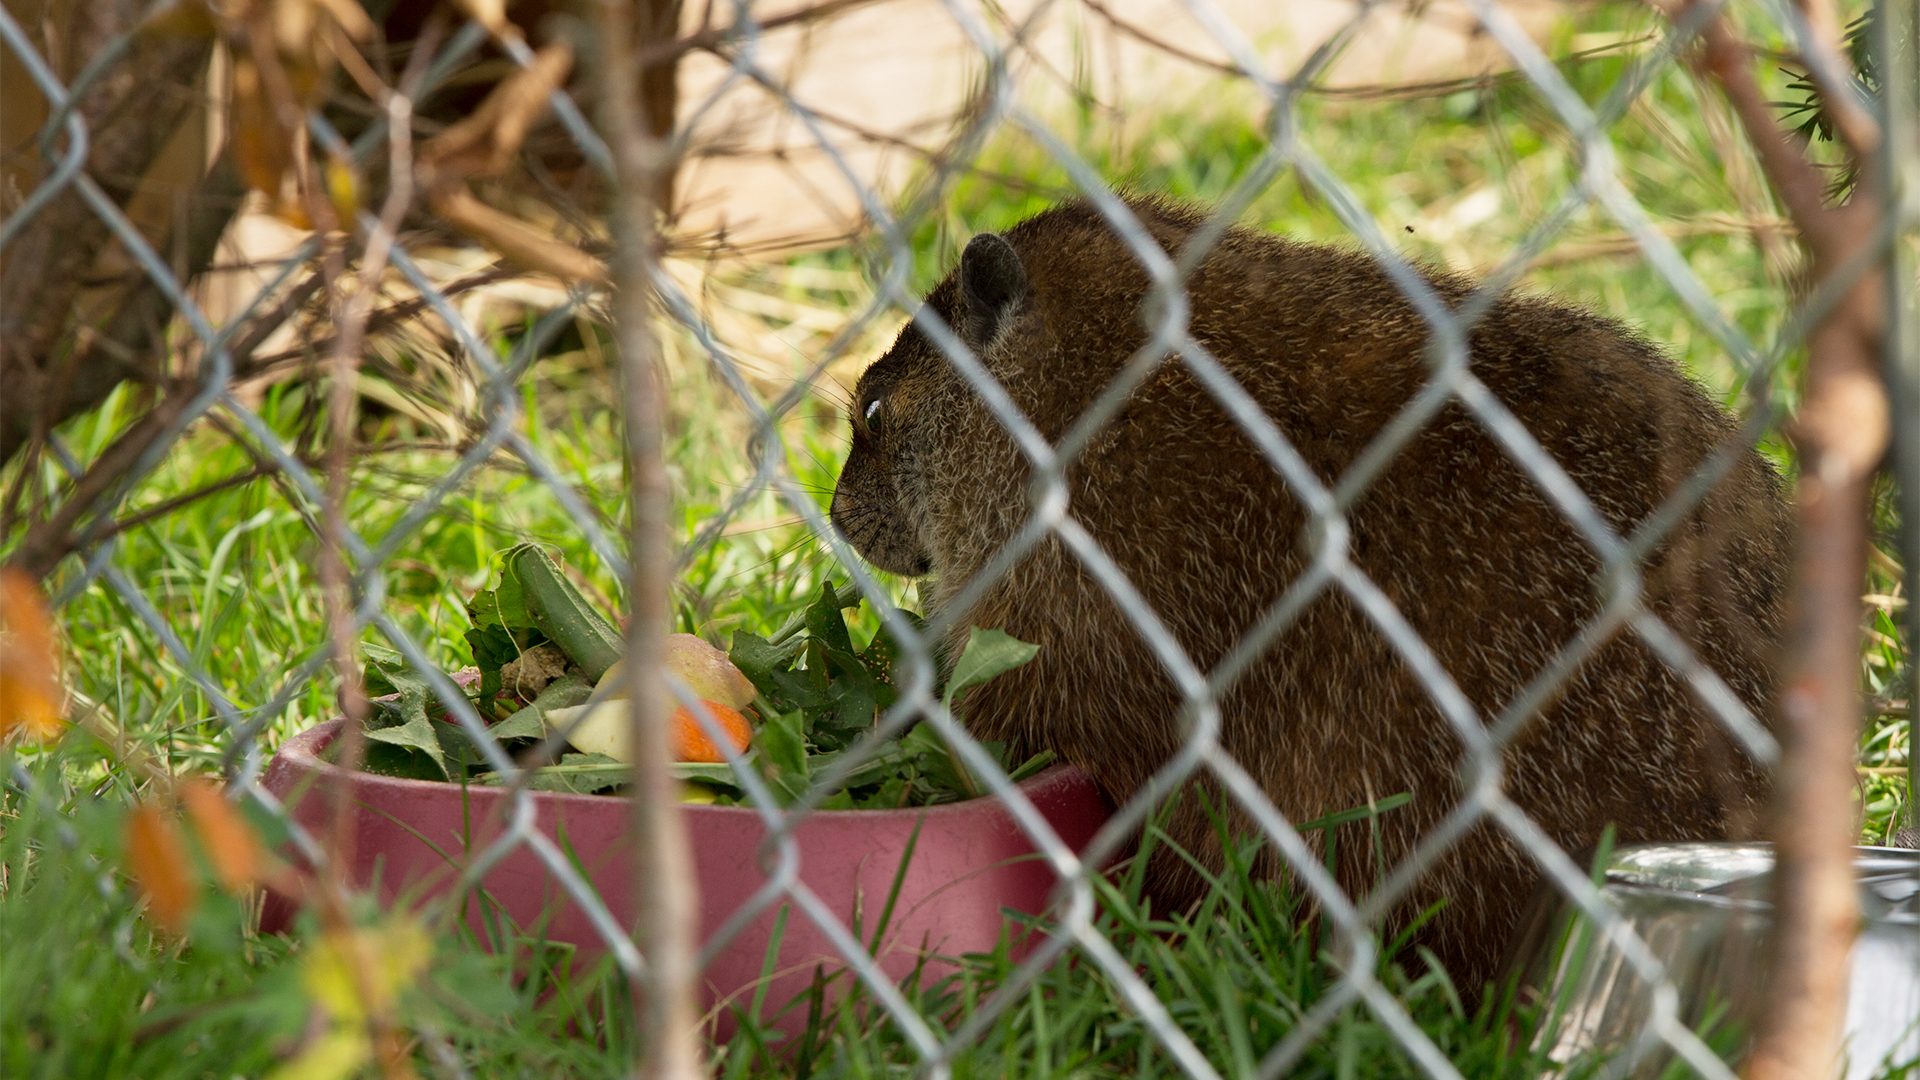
[{"x1": 958, "y1": 232, "x2": 1029, "y2": 350}]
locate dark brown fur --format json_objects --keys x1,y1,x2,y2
[{"x1": 830, "y1": 197, "x2": 1790, "y2": 992}]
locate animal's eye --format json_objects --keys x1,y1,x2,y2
[{"x1": 863, "y1": 397, "x2": 883, "y2": 435}]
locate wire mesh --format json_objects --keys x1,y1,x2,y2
[{"x1": 1, "y1": 0, "x2": 1914, "y2": 1076}]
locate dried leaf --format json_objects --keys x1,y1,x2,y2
[
  {"x1": 125, "y1": 801, "x2": 201, "y2": 932},
  {"x1": 265, "y1": 1027, "x2": 371, "y2": 1080},
  {"x1": 308, "y1": 0, "x2": 372, "y2": 42},
  {"x1": 323, "y1": 158, "x2": 359, "y2": 226},
  {"x1": 428, "y1": 186, "x2": 606, "y2": 283},
  {"x1": 421, "y1": 43, "x2": 573, "y2": 179},
  {"x1": 230, "y1": 55, "x2": 291, "y2": 196},
  {"x1": 180, "y1": 780, "x2": 264, "y2": 892},
  {"x1": 0, "y1": 570, "x2": 57, "y2": 679},
  {"x1": 304, "y1": 917, "x2": 433, "y2": 1021},
  {"x1": 0, "y1": 568, "x2": 63, "y2": 742},
  {"x1": 448, "y1": 0, "x2": 509, "y2": 37},
  {"x1": 482, "y1": 43, "x2": 572, "y2": 173}
]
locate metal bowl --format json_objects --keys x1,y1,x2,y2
[{"x1": 1512, "y1": 843, "x2": 1918, "y2": 1079}]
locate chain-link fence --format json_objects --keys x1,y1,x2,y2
[{"x1": 3, "y1": 0, "x2": 1917, "y2": 1076}]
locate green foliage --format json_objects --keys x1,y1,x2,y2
[
  {"x1": 490, "y1": 672, "x2": 593, "y2": 741},
  {"x1": 0, "y1": 739, "x2": 668, "y2": 1078},
  {"x1": 944, "y1": 627, "x2": 1042, "y2": 705},
  {"x1": 710, "y1": 798, "x2": 1590, "y2": 1080},
  {"x1": 356, "y1": 544, "x2": 635, "y2": 783},
  {"x1": 722, "y1": 584, "x2": 1053, "y2": 809},
  {"x1": 1, "y1": 773, "x2": 294, "y2": 1079},
  {"x1": 344, "y1": 560, "x2": 1052, "y2": 806},
  {"x1": 501, "y1": 543, "x2": 625, "y2": 681},
  {"x1": 1, "y1": 2, "x2": 1912, "y2": 1072},
  {"x1": 0, "y1": 748, "x2": 1587, "y2": 1079}
]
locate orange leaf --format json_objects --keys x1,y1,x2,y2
[
  {"x1": 0, "y1": 568, "x2": 63, "y2": 742},
  {"x1": 125, "y1": 802, "x2": 201, "y2": 933},
  {"x1": 180, "y1": 780, "x2": 264, "y2": 892},
  {"x1": 229, "y1": 56, "x2": 291, "y2": 196}
]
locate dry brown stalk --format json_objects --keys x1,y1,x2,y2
[
  {"x1": 593, "y1": 0, "x2": 704, "y2": 1076},
  {"x1": 1679, "y1": 3, "x2": 1891, "y2": 1077},
  {"x1": 427, "y1": 186, "x2": 608, "y2": 282},
  {"x1": 3, "y1": 381, "x2": 199, "y2": 578},
  {"x1": 634, "y1": 0, "x2": 885, "y2": 66},
  {"x1": 308, "y1": 29, "x2": 444, "y2": 1080},
  {"x1": 417, "y1": 40, "x2": 609, "y2": 282}
]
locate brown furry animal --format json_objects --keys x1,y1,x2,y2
[{"x1": 829, "y1": 197, "x2": 1790, "y2": 993}]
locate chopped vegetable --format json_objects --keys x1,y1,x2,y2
[
  {"x1": 350, "y1": 549, "x2": 1051, "y2": 807},
  {"x1": 673, "y1": 701, "x2": 752, "y2": 763}
]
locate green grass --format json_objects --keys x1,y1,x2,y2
[
  {"x1": 0, "y1": 738, "x2": 1635, "y2": 1080},
  {"x1": 1, "y1": 0, "x2": 1913, "y2": 1073}
]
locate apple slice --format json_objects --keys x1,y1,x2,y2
[
  {"x1": 544, "y1": 701, "x2": 631, "y2": 760},
  {"x1": 595, "y1": 635, "x2": 756, "y2": 709}
]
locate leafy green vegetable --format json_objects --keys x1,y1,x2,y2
[
  {"x1": 945, "y1": 628, "x2": 1041, "y2": 704},
  {"x1": 489, "y1": 672, "x2": 593, "y2": 741},
  {"x1": 354, "y1": 645, "x2": 497, "y2": 778},
  {"x1": 463, "y1": 622, "x2": 546, "y2": 709},
  {"x1": 803, "y1": 580, "x2": 859, "y2": 654},
  {"x1": 462, "y1": 543, "x2": 620, "y2": 710},
  {"x1": 523, "y1": 753, "x2": 625, "y2": 795},
  {"x1": 728, "y1": 631, "x2": 805, "y2": 698},
  {"x1": 352, "y1": 545, "x2": 630, "y2": 784},
  {"x1": 724, "y1": 594, "x2": 1049, "y2": 809},
  {"x1": 859, "y1": 609, "x2": 920, "y2": 688},
  {"x1": 361, "y1": 642, "x2": 420, "y2": 698},
  {"x1": 475, "y1": 756, "x2": 751, "y2": 795},
  {"x1": 357, "y1": 655, "x2": 451, "y2": 778},
  {"x1": 898, "y1": 722, "x2": 978, "y2": 801},
  {"x1": 352, "y1": 558, "x2": 1053, "y2": 809},
  {"x1": 758, "y1": 708, "x2": 812, "y2": 801},
  {"x1": 923, "y1": 627, "x2": 1045, "y2": 798},
  {"x1": 505, "y1": 544, "x2": 622, "y2": 681},
  {"x1": 366, "y1": 715, "x2": 453, "y2": 778},
  {"x1": 463, "y1": 556, "x2": 553, "y2": 708}
]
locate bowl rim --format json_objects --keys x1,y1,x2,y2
[
  {"x1": 271, "y1": 714, "x2": 1103, "y2": 824},
  {"x1": 1597, "y1": 840, "x2": 1918, "y2": 925}
]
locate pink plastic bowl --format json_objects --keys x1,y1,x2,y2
[{"x1": 260, "y1": 716, "x2": 1110, "y2": 1032}]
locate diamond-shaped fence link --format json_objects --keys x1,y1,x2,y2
[{"x1": 2, "y1": 0, "x2": 1915, "y2": 1076}]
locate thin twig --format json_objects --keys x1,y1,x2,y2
[
  {"x1": 1680, "y1": 3, "x2": 1891, "y2": 1078},
  {"x1": 86, "y1": 463, "x2": 286, "y2": 545},
  {"x1": 596, "y1": 0, "x2": 705, "y2": 1076},
  {"x1": 633, "y1": 0, "x2": 884, "y2": 66},
  {"x1": 284, "y1": 24, "x2": 425, "y2": 1075},
  {"x1": 4, "y1": 384, "x2": 198, "y2": 578},
  {"x1": 233, "y1": 267, "x2": 527, "y2": 378}
]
